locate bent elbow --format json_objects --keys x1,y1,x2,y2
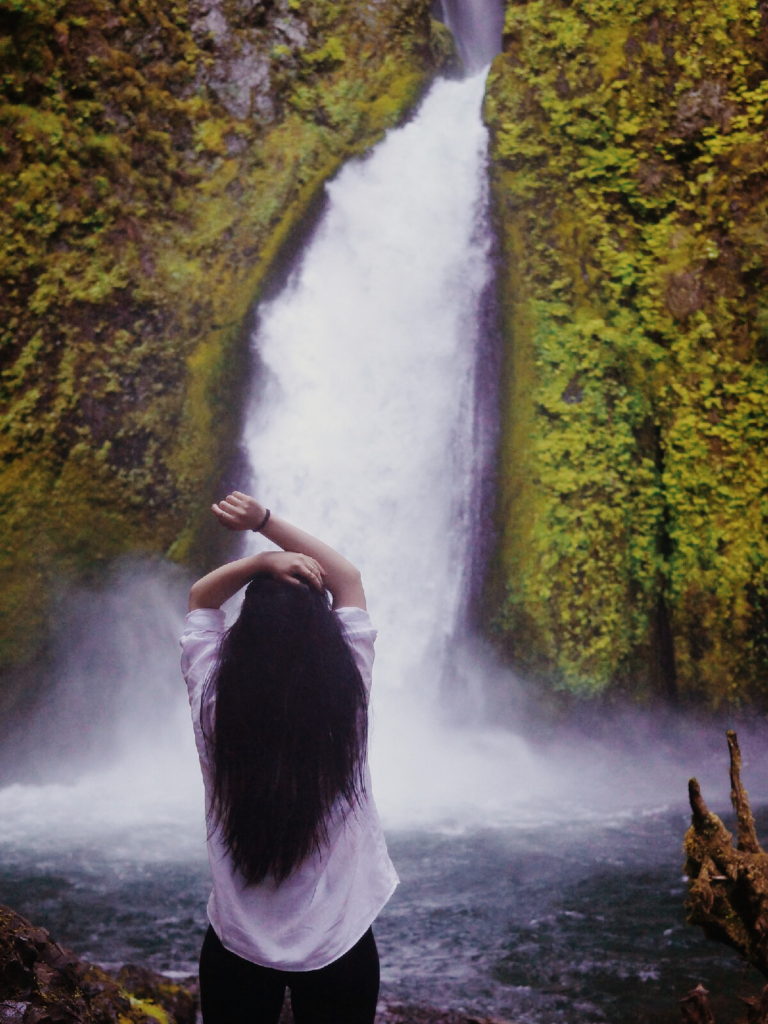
[
  {"x1": 330, "y1": 564, "x2": 365, "y2": 609},
  {"x1": 342, "y1": 564, "x2": 362, "y2": 587}
]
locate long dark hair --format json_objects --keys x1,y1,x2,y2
[{"x1": 202, "y1": 575, "x2": 369, "y2": 885}]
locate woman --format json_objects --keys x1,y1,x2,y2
[{"x1": 180, "y1": 491, "x2": 398, "y2": 1024}]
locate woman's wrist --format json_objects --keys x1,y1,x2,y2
[{"x1": 251, "y1": 507, "x2": 271, "y2": 532}]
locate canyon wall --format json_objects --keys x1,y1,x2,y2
[
  {"x1": 0, "y1": 0, "x2": 450, "y2": 711},
  {"x1": 484, "y1": 0, "x2": 768, "y2": 705}
]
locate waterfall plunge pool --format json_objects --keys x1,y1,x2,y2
[{"x1": 1, "y1": 791, "x2": 764, "y2": 1022}]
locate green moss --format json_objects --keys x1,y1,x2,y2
[
  {"x1": 484, "y1": 0, "x2": 768, "y2": 705},
  {"x1": 0, "y1": 0, "x2": 450, "y2": 690},
  {"x1": 127, "y1": 996, "x2": 170, "y2": 1024},
  {"x1": 303, "y1": 36, "x2": 346, "y2": 69}
]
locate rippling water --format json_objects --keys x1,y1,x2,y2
[{"x1": 2, "y1": 804, "x2": 763, "y2": 1022}]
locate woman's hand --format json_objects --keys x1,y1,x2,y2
[
  {"x1": 259, "y1": 551, "x2": 326, "y2": 591},
  {"x1": 212, "y1": 491, "x2": 267, "y2": 531}
]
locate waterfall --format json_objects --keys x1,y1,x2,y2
[
  {"x1": 235, "y1": 63, "x2": 541, "y2": 823},
  {"x1": 0, "y1": 1, "x2": 550, "y2": 831},
  {"x1": 243, "y1": 70, "x2": 492, "y2": 701},
  {"x1": 0, "y1": 2, "x2": 551, "y2": 830},
  {"x1": 435, "y1": 0, "x2": 504, "y2": 73},
  {"x1": 0, "y1": 12, "x2": 540, "y2": 836}
]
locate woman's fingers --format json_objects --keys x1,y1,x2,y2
[
  {"x1": 258, "y1": 551, "x2": 326, "y2": 591},
  {"x1": 286, "y1": 555, "x2": 326, "y2": 590},
  {"x1": 216, "y1": 492, "x2": 266, "y2": 531},
  {"x1": 292, "y1": 561, "x2": 323, "y2": 590},
  {"x1": 304, "y1": 557, "x2": 326, "y2": 589},
  {"x1": 213, "y1": 493, "x2": 262, "y2": 531},
  {"x1": 211, "y1": 503, "x2": 239, "y2": 529},
  {"x1": 218, "y1": 498, "x2": 243, "y2": 515}
]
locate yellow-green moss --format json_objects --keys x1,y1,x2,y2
[
  {"x1": 0, "y1": 0, "x2": 449, "y2": 689},
  {"x1": 126, "y1": 996, "x2": 170, "y2": 1024},
  {"x1": 484, "y1": 0, "x2": 768, "y2": 705}
]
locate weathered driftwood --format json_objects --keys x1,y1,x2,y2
[
  {"x1": 685, "y1": 731, "x2": 768, "y2": 973},
  {"x1": 678, "y1": 980, "x2": 768, "y2": 1024},
  {"x1": 680, "y1": 983, "x2": 716, "y2": 1024},
  {"x1": 742, "y1": 985, "x2": 768, "y2": 1024}
]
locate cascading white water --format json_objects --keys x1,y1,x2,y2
[
  {"x1": 436, "y1": 0, "x2": 505, "y2": 72},
  {"x1": 0, "y1": 58, "x2": 546, "y2": 841},
  {"x1": 238, "y1": 69, "x2": 546, "y2": 825},
  {"x1": 244, "y1": 71, "x2": 490, "y2": 696},
  {"x1": 0, "y1": 0, "x2": 740, "y2": 840}
]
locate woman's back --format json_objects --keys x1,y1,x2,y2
[{"x1": 203, "y1": 576, "x2": 370, "y2": 885}]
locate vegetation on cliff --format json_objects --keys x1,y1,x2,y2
[
  {"x1": 484, "y1": 0, "x2": 768, "y2": 705},
  {"x1": 0, "y1": 0, "x2": 450, "y2": 701}
]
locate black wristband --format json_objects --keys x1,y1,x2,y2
[{"x1": 252, "y1": 508, "x2": 271, "y2": 533}]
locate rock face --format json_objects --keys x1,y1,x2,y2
[
  {"x1": 483, "y1": 0, "x2": 768, "y2": 705},
  {"x1": 0, "y1": 0, "x2": 451, "y2": 713},
  {"x1": 0, "y1": 903, "x2": 195, "y2": 1023},
  {"x1": 7, "y1": 0, "x2": 766, "y2": 716}
]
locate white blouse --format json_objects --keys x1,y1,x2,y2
[{"x1": 180, "y1": 605, "x2": 398, "y2": 971}]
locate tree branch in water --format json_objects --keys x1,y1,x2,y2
[{"x1": 685, "y1": 731, "x2": 768, "y2": 975}]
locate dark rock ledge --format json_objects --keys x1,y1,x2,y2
[
  {"x1": 0, "y1": 904, "x2": 512, "y2": 1024},
  {"x1": 0, "y1": 903, "x2": 195, "y2": 1024}
]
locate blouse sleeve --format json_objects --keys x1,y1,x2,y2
[
  {"x1": 335, "y1": 606, "x2": 377, "y2": 693},
  {"x1": 180, "y1": 608, "x2": 226, "y2": 682},
  {"x1": 180, "y1": 608, "x2": 226, "y2": 743},
  {"x1": 180, "y1": 606, "x2": 225, "y2": 774}
]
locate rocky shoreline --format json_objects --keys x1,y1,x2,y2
[{"x1": 0, "y1": 904, "x2": 513, "y2": 1024}]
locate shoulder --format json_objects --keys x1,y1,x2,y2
[
  {"x1": 180, "y1": 608, "x2": 226, "y2": 680},
  {"x1": 181, "y1": 607, "x2": 227, "y2": 642},
  {"x1": 334, "y1": 606, "x2": 377, "y2": 641}
]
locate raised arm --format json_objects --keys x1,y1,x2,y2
[
  {"x1": 189, "y1": 550, "x2": 326, "y2": 611},
  {"x1": 210, "y1": 491, "x2": 366, "y2": 610}
]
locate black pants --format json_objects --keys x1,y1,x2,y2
[{"x1": 199, "y1": 925, "x2": 380, "y2": 1024}]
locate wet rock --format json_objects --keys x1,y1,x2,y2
[
  {"x1": 0, "y1": 904, "x2": 195, "y2": 1024},
  {"x1": 113, "y1": 964, "x2": 197, "y2": 1024},
  {"x1": 665, "y1": 269, "x2": 706, "y2": 320},
  {"x1": 674, "y1": 80, "x2": 735, "y2": 139}
]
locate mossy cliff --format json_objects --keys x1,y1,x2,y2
[
  {"x1": 483, "y1": 0, "x2": 768, "y2": 705},
  {"x1": 0, "y1": 0, "x2": 450, "y2": 697}
]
